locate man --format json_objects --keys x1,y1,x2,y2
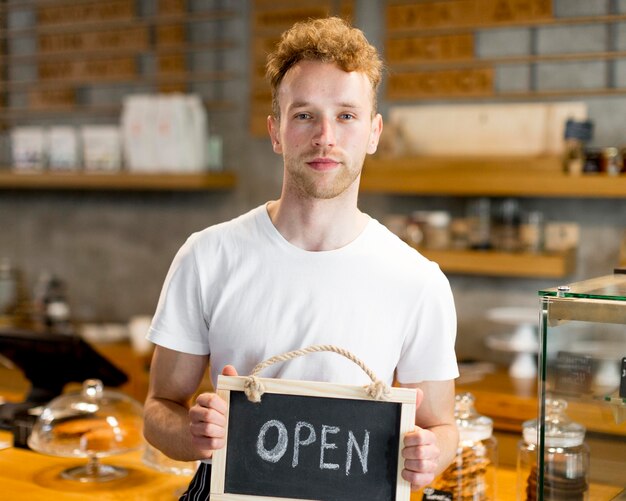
[{"x1": 144, "y1": 17, "x2": 459, "y2": 499}]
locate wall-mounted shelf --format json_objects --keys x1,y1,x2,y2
[
  {"x1": 361, "y1": 156, "x2": 626, "y2": 198},
  {"x1": 0, "y1": 4, "x2": 240, "y2": 124},
  {"x1": 384, "y1": 5, "x2": 626, "y2": 101},
  {"x1": 0, "y1": 171, "x2": 237, "y2": 191},
  {"x1": 415, "y1": 247, "x2": 576, "y2": 279}
]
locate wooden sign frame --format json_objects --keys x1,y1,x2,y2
[{"x1": 210, "y1": 375, "x2": 416, "y2": 501}]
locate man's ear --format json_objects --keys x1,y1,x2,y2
[
  {"x1": 267, "y1": 115, "x2": 282, "y2": 154},
  {"x1": 366, "y1": 113, "x2": 383, "y2": 155}
]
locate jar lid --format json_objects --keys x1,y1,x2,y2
[
  {"x1": 455, "y1": 392, "x2": 493, "y2": 442},
  {"x1": 522, "y1": 398, "x2": 586, "y2": 447},
  {"x1": 426, "y1": 211, "x2": 451, "y2": 228}
]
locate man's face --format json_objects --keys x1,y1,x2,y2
[{"x1": 268, "y1": 60, "x2": 382, "y2": 200}]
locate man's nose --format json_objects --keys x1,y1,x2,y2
[{"x1": 312, "y1": 117, "x2": 336, "y2": 148}]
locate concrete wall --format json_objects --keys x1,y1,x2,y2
[{"x1": 1, "y1": 0, "x2": 625, "y2": 363}]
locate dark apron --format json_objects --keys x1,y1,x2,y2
[{"x1": 179, "y1": 462, "x2": 211, "y2": 501}]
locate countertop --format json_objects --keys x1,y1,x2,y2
[{"x1": 0, "y1": 432, "x2": 192, "y2": 500}]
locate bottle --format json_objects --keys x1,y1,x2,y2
[
  {"x1": 493, "y1": 198, "x2": 521, "y2": 252},
  {"x1": 467, "y1": 198, "x2": 492, "y2": 250},
  {"x1": 0, "y1": 258, "x2": 31, "y2": 328},
  {"x1": 562, "y1": 119, "x2": 593, "y2": 175},
  {"x1": 427, "y1": 392, "x2": 497, "y2": 500},
  {"x1": 601, "y1": 147, "x2": 622, "y2": 176},
  {"x1": 0, "y1": 258, "x2": 18, "y2": 325},
  {"x1": 32, "y1": 272, "x2": 73, "y2": 335},
  {"x1": 517, "y1": 398, "x2": 589, "y2": 501},
  {"x1": 519, "y1": 211, "x2": 544, "y2": 253}
]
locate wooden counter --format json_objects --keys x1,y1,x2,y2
[
  {"x1": 0, "y1": 432, "x2": 193, "y2": 500},
  {"x1": 0, "y1": 436, "x2": 620, "y2": 501},
  {"x1": 408, "y1": 468, "x2": 622, "y2": 501},
  {"x1": 456, "y1": 368, "x2": 538, "y2": 433},
  {"x1": 1, "y1": 367, "x2": 623, "y2": 500}
]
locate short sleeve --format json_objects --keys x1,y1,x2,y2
[
  {"x1": 147, "y1": 235, "x2": 211, "y2": 355},
  {"x1": 395, "y1": 265, "x2": 458, "y2": 383}
]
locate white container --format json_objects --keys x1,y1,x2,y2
[
  {"x1": 157, "y1": 93, "x2": 209, "y2": 172},
  {"x1": 187, "y1": 94, "x2": 209, "y2": 171},
  {"x1": 154, "y1": 94, "x2": 185, "y2": 172},
  {"x1": 47, "y1": 126, "x2": 80, "y2": 171},
  {"x1": 11, "y1": 127, "x2": 47, "y2": 171},
  {"x1": 206, "y1": 134, "x2": 222, "y2": 171},
  {"x1": 121, "y1": 94, "x2": 157, "y2": 172},
  {"x1": 80, "y1": 126, "x2": 122, "y2": 172}
]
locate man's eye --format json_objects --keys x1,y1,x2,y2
[
  {"x1": 339, "y1": 114, "x2": 354, "y2": 120},
  {"x1": 295, "y1": 113, "x2": 311, "y2": 120}
]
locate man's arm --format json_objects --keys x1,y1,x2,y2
[
  {"x1": 143, "y1": 345, "x2": 233, "y2": 461},
  {"x1": 398, "y1": 379, "x2": 458, "y2": 490}
]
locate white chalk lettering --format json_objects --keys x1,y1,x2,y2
[
  {"x1": 319, "y1": 425, "x2": 340, "y2": 470},
  {"x1": 256, "y1": 420, "x2": 372, "y2": 476},
  {"x1": 292, "y1": 421, "x2": 316, "y2": 468},
  {"x1": 345, "y1": 429, "x2": 369, "y2": 475},
  {"x1": 256, "y1": 419, "x2": 288, "y2": 463}
]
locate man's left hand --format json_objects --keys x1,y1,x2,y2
[
  {"x1": 401, "y1": 424, "x2": 440, "y2": 489},
  {"x1": 400, "y1": 387, "x2": 441, "y2": 489}
]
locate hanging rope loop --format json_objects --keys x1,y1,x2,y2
[{"x1": 242, "y1": 345, "x2": 391, "y2": 403}]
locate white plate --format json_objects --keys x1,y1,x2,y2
[{"x1": 486, "y1": 307, "x2": 538, "y2": 326}]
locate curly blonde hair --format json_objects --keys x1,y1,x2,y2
[{"x1": 266, "y1": 17, "x2": 383, "y2": 118}]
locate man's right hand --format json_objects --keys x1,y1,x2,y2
[{"x1": 188, "y1": 365, "x2": 238, "y2": 457}]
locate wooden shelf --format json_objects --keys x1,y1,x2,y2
[
  {"x1": 0, "y1": 171, "x2": 237, "y2": 191},
  {"x1": 361, "y1": 156, "x2": 626, "y2": 198},
  {"x1": 390, "y1": 50, "x2": 626, "y2": 71},
  {"x1": 0, "y1": 100, "x2": 236, "y2": 121},
  {"x1": 0, "y1": 4, "x2": 241, "y2": 121},
  {"x1": 387, "y1": 12, "x2": 626, "y2": 37},
  {"x1": 415, "y1": 247, "x2": 576, "y2": 278},
  {"x1": 0, "y1": 41, "x2": 238, "y2": 65},
  {"x1": 0, "y1": 71, "x2": 237, "y2": 92},
  {"x1": 0, "y1": 11, "x2": 238, "y2": 38}
]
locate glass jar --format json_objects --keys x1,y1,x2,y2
[
  {"x1": 424, "y1": 211, "x2": 451, "y2": 250},
  {"x1": 519, "y1": 211, "x2": 544, "y2": 254},
  {"x1": 517, "y1": 398, "x2": 589, "y2": 501},
  {"x1": 28, "y1": 379, "x2": 143, "y2": 482},
  {"x1": 466, "y1": 198, "x2": 492, "y2": 250},
  {"x1": 428, "y1": 392, "x2": 497, "y2": 500},
  {"x1": 492, "y1": 198, "x2": 521, "y2": 252}
]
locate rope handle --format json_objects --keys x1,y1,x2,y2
[{"x1": 242, "y1": 344, "x2": 391, "y2": 403}]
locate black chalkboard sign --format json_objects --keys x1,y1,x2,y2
[
  {"x1": 210, "y1": 376, "x2": 416, "y2": 501},
  {"x1": 619, "y1": 357, "x2": 626, "y2": 398}
]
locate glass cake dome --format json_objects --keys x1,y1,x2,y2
[{"x1": 28, "y1": 378, "x2": 144, "y2": 482}]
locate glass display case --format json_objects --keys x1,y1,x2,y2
[{"x1": 534, "y1": 271, "x2": 626, "y2": 500}]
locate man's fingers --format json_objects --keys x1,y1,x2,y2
[
  {"x1": 194, "y1": 392, "x2": 228, "y2": 414},
  {"x1": 222, "y1": 365, "x2": 238, "y2": 377},
  {"x1": 402, "y1": 468, "x2": 435, "y2": 489},
  {"x1": 191, "y1": 435, "x2": 226, "y2": 453},
  {"x1": 403, "y1": 458, "x2": 438, "y2": 473},
  {"x1": 404, "y1": 427, "x2": 436, "y2": 447},
  {"x1": 190, "y1": 420, "x2": 227, "y2": 440},
  {"x1": 189, "y1": 404, "x2": 227, "y2": 426}
]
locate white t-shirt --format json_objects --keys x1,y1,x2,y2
[{"x1": 148, "y1": 204, "x2": 458, "y2": 387}]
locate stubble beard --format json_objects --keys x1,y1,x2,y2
[{"x1": 284, "y1": 152, "x2": 363, "y2": 200}]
